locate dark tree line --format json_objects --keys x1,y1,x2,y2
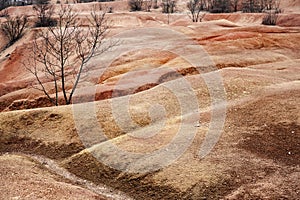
[
  {"x1": 0, "y1": 0, "x2": 10, "y2": 10},
  {"x1": 0, "y1": 0, "x2": 114, "y2": 11},
  {"x1": 187, "y1": 0, "x2": 281, "y2": 14},
  {"x1": 187, "y1": 0, "x2": 281, "y2": 24}
]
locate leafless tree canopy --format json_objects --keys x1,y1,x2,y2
[
  {"x1": 186, "y1": 0, "x2": 281, "y2": 22},
  {"x1": 242, "y1": 0, "x2": 281, "y2": 13},
  {"x1": 0, "y1": 15, "x2": 28, "y2": 46},
  {"x1": 26, "y1": 5, "x2": 112, "y2": 106},
  {"x1": 187, "y1": 0, "x2": 206, "y2": 22},
  {"x1": 185, "y1": 0, "x2": 281, "y2": 16},
  {"x1": 161, "y1": 0, "x2": 176, "y2": 14}
]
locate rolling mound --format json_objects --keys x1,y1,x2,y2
[
  {"x1": 0, "y1": 154, "x2": 106, "y2": 200},
  {"x1": 1, "y1": 14, "x2": 300, "y2": 111},
  {"x1": 0, "y1": 1, "x2": 299, "y2": 199},
  {"x1": 1, "y1": 65, "x2": 299, "y2": 199}
]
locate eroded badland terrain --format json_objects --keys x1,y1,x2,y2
[{"x1": 0, "y1": 0, "x2": 299, "y2": 199}]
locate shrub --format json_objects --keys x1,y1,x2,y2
[
  {"x1": 108, "y1": 6, "x2": 113, "y2": 13},
  {"x1": 33, "y1": 3, "x2": 57, "y2": 27},
  {"x1": 129, "y1": 0, "x2": 144, "y2": 11},
  {"x1": 262, "y1": 12, "x2": 278, "y2": 25}
]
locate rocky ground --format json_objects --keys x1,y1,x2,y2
[{"x1": 0, "y1": 1, "x2": 299, "y2": 199}]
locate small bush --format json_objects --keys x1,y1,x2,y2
[
  {"x1": 33, "y1": 3, "x2": 57, "y2": 27},
  {"x1": 262, "y1": 12, "x2": 278, "y2": 26},
  {"x1": 108, "y1": 6, "x2": 113, "y2": 13},
  {"x1": 129, "y1": 0, "x2": 143, "y2": 11},
  {"x1": 153, "y1": 0, "x2": 159, "y2": 9},
  {"x1": 35, "y1": 17, "x2": 57, "y2": 27}
]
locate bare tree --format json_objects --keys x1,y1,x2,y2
[
  {"x1": 33, "y1": 0, "x2": 56, "y2": 27},
  {"x1": 0, "y1": 15, "x2": 28, "y2": 46},
  {"x1": 242, "y1": 0, "x2": 280, "y2": 13},
  {"x1": 274, "y1": 0, "x2": 281, "y2": 13},
  {"x1": 187, "y1": 0, "x2": 205, "y2": 22},
  {"x1": 25, "y1": 5, "x2": 112, "y2": 106},
  {"x1": 161, "y1": 0, "x2": 176, "y2": 24}
]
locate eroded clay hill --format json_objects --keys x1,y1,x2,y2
[{"x1": 0, "y1": 1, "x2": 299, "y2": 200}]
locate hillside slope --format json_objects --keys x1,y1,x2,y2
[
  {"x1": 1, "y1": 64, "x2": 299, "y2": 199},
  {"x1": 0, "y1": 1, "x2": 299, "y2": 199}
]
